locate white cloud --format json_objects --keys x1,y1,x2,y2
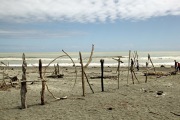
[{"x1": 0, "y1": 0, "x2": 180, "y2": 23}]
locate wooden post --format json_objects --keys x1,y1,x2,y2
[
  {"x1": 100, "y1": 59, "x2": 104, "y2": 92},
  {"x1": 145, "y1": 62, "x2": 148, "y2": 83},
  {"x1": 79, "y1": 52, "x2": 85, "y2": 96},
  {"x1": 127, "y1": 50, "x2": 131, "y2": 84},
  {"x1": 117, "y1": 58, "x2": 120, "y2": 89},
  {"x1": 39, "y1": 59, "x2": 45, "y2": 105},
  {"x1": 21, "y1": 53, "x2": 27, "y2": 109},
  {"x1": 57, "y1": 63, "x2": 60, "y2": 75}
]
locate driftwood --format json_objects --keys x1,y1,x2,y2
[
  {"x1": 144, "y1": 72, "x2": 171, "y2": 76},
  {"x1": 84, "y1": 44, "x2": 94, "y2": 68},
  {"x1": 100, "y1": 59, "x2": 104, "y2": 92},
  {"x1": 62, "y1": 50, "x2": 77, "y2": 90},
  {"x1": 41, "y1": 50, "x2": 77, "y2": 100},
  {"x1": 21, "y1": 53, "x2": 27, "y2": 109},
  {"x1": 130, "y1": 59, "x2": 139, "y2": 84},
  {"x1": 46, "y1": 74, "x2": 64, "y2": 78},
  {"x1": 39, "y1": 59, "x2": 45, "y2": 105},
  {"x1": 79, "y1": 52, "x2": 85, "y2": 96},
  {"x1": 90, "y1": 76, "x2": 117, "y2": 80},
  {"x1": 113, "y1": 56, "x2": 124, "y2": 89},
  {"x1": 127, "y1": 50, "x2": 131, "y2": 84},
  {"x1": 84, "y1": 71, "x2": 94, "y2": 93}
]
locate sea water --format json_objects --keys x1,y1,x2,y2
[{"x1": 0, "y1": 51, "x2": 180, "y2": 67}]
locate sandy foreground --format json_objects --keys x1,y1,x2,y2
[{"x1": 0, "y1": 66, "x2": 180, "y2": 120}]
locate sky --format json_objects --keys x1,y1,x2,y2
[{"x1": 0, "y1": 0, "x2": 180, "y2": 52}]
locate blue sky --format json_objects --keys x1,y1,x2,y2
[{"x1": 0, "y1": 0, "x2": 180, "y2": 52}]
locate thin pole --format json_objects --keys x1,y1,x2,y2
[
  {"x1": 79, "y1": 52, "x2": 85, "y2": 96},
  {"x1": 117, "y1": 58, "x2": 120, "y2": 89},
  {"x1": 127, "y1": 50, "x2": 131, "y2": 84},
  {"x1": 100, "y1": 59, "x2": 104, "y2": 92},
  {"x1": 39, "y1": 59, "x2": 45, "y2": 105}
]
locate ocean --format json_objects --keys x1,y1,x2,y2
[{"x1": 0, "y1": 51, "x2": 180, "y2": 67}]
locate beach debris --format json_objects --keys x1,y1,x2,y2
[
  {"x1": 60, "y1": 96, "x2": 68, "y2": 100},
  {"x1": 144, "y1": 72, "x2": 170, "y2": 76},
  {"x1": 169, "y1": 71, "x2": 177, "y2": 75},
  {"x1": 90, "y1": 75, "x2": 117, "y2": 80},
  {"x1": 107, "y1": 107, "x2": 114, "y2": 110},
  {"x1": 170, "y1": 112, "x2": 180, "y2": 116},
  {"x1": 157, "y1": 91, "x2": 163, "y2": 95},
  {"x1": 160, "y1": 65, "x2": 165, "y2": 67},
  {"x1": 46, "y1": 74, "x2": 64, "y2": 78}
]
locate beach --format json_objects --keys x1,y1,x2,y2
[{"x1": 0, "y1": 65, "x2": 180, "y2": 120}]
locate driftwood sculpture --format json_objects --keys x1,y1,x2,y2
[
  {"x1": 130, "y1": 59, "x2": 139, "y2": 84},
  {"x1": 113, "y1": 56, "x2": 124, "y2": 89}
]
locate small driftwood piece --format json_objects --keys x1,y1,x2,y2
[
  {"x1": 47, "y1": 63, "x2": 64, "y2": 78},
  {"x1": 79, "y1": 52, "x2": 85, "y2": 96},
  {"x1": 90, "y1": 76, "x2": 117, "y2": 80},
  {"x1": 21, "y1": 53, "x2": 27, "y2": 109}
]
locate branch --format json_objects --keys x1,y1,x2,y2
[{"x1": 84, "y1": 44, "x2": 94, "y2": 68}]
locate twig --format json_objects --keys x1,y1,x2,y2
[{"x1": 170, "y1": 112, "x2": 180, "y2": 116}]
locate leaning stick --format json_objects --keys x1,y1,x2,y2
[
  {"x1": 148, "y1": 54, "x2": 156, "y2": 73},
  {"x1": 84, "y1": 44, "x2": 94, "y2": 68},
  {"x1": 79, "y1": 52, "x2": 85, "y2": 96},
  {"x1": 84, "y1": 71, "x2": 94, "y2": 93},
  {"x1": 62, "y1": 50, "x2": 77, "y2": 90}
]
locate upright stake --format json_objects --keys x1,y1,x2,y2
[
  {"x1": 21, "y1": 53, "x2": 27, "y2": 109},
  {"x1": 117, "y1": 58, "x2": 120, "y2": 89},
  {"x1": 145, "y1": 62, "x2": 148, "y2": 83},
  {"x1": 57, "y1": 63, "x2": 60, "y2": 75},
  {"x1": 39, "y1": 59, "x2": 45, "y2": 105},
  {"x1": 127, "y1": 50, "x2": 131, "y2": 84},
  {"x1": 100, "y1": 59, "x2": 104, "y2": 92},
  {"x1": 79, "y1": 52, "x2": 85, "y2": 96}
]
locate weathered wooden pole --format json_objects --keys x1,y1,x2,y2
[
  {"x1": 145, "y1": 62, "x2": 148, "y2": 83},
  {"x1": 39, "y1": 59, "x2": 45, "y2": 105},
  {"x1": 117, "y1": 58, "x2": 120, "y2": 89},
  {"x1": 21, "y1": 53, "x2": 27, "y2": 109},
  {"x1": 100, "y1": 59, "x2": 104, "y2": 92},
  {"x1": 57, "y1": 63, "x2": 60, "y2": 75},
  {"x1": 127, "y1": 50, "x2": 131, "y2": 84},
  {"x1": 79, "y1": 52, "x2": 85, "y2": 96}
]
